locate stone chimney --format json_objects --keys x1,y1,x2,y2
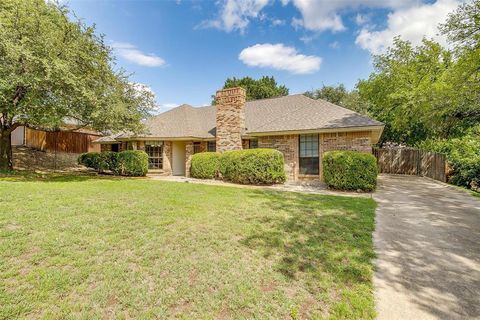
[{"x1": 215, "y1": 87, "x2": 246, "y2": 152}]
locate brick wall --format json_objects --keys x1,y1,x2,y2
[
  {"x1": 215, "y1": 87, "x2": 246, "y2": 152},
  {"x1": 258, "y1": 135, "x2": 299, "y2": 181},
  {"x1": 321, "y1": 131, "x2": 372, "y2": 153},
  {"x1": 185, "y1": 142, "x2": 193, "y2": 177},
  {"x1": 162, "y1": 141, "x2": 173, "y2": 175},
  {"x1": 257, "y1": 131, "x2": 374, "y2": 181}
]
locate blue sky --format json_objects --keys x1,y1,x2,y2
[{"x1": 67, "y1": 0, "x2": 460, "y2": 111}]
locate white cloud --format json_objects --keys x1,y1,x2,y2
[
  {"x1": 355, "y1": 13, "x2": 369, "y2": 25},
  {"x1": 329, "y1": 41, "x2": 340, "y2": 49},
  {"x1": 287, "y1": 0, "x2": 415, "y2": 32},
  {"x1": 271, "y1": 18, "x2": 286, "y2": 26},
  {"x1": 299, "y1": 35, "x2": 314, "y2": 44},
  {"x1": 355, "y1": 0, "x2": 461, "y2": 54},
  {"x1": 111, "y1": 42, "x2": 165, "y2": 67},
  {"x1": 199, "y1": 0, "x2": 270, "y2": 33},
  {"x1": 239, "y1": 43, "x2": 321, "y2": 74}
]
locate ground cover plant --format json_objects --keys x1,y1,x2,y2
[{"x1": 0, "y1": 173, "x2": 376, "y2": 319}]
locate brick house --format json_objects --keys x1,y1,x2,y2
[{"x1": 96, "y1": 87, "x2": 384, "y2": 181}]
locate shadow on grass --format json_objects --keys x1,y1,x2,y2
[
  {"x1": 242, "y1": 190, "x2": 376, "y2": 288},
  {"x1": 0, "y1": 170, "x2": 128, "y2": 183}
]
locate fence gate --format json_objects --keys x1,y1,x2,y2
[{"x1": 373, "y1": 147, "x2": 447, "y2": 182}]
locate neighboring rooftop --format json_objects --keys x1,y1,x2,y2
[{"x1": 109, "y1": 94, "x2": 384, "y2": 140}]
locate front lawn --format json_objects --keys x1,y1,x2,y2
[{"x1": 0, "y1": 174, "x2": 376, "y2": 319}]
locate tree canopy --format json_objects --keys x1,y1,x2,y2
[
  {"x1": 356, "y1": 0, "x2": 480, "y2": 145},
  {"x1": 304, "y1": 84, "x2": 368, "y2": 115},
  {"x1": 213, "y1": 76, "x2": 288, "y2": 104},
  {"x1": 0, "y1": 0, "x2": 155, "y2": 170}
]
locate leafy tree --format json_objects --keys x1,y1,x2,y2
[
  {"x1": 440, "y1": 0, "x2": 480, "y2": 49},
  {"x1": 0, "y1": 0, "x2": 155, "y2": 170},
  {"x1": 440, "y1": 0, "x2": 480, "y2": 127},
  {"x1": 213, "y1": 76, "x2": 288, "y2": 104},
  {"x1": 356, "y1": 1, "x2": 480, "y2": 146},
  {"x1": 305, "y1": 84, "x2": 369, "y2": 115},
  {"x1": 356, "y1": 38, "x2": 467, "y2": 144},
  {"x1": 305, "y1": 84, "x2": 348, "y2": 105}
]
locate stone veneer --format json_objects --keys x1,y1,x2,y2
[
  {"x1": 162, "y1": 141, "x2": 173, "y2": 175},
  {"x1": 215, "y1": 87, "x2": 246, "y2": 152}
]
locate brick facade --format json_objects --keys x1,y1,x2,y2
[
  {"x1": 115, "y1": 131, "x2": 373, "y2": 181},
  {"x1": 320, "y1": 131, "x2": 372, "y2": 153},
  {"x1": 185, "y1": 142, "x2": 193, "y2": 177},
  {"x1": 215, "y1": 87, "x2": 246, "y2": 152},
  {"x1": 162, "y1": 141, "x2": 173, "y2": 175},
  {"x1": 258, "y1": 135, "x2": 299, "y2": 181},
  {"x1": 257, "y1": 131, "x2": 374, "y2": 181}
]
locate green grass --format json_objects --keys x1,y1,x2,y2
[{"x1": 0, "y1": 173, "x2": 376, "y2": 319}]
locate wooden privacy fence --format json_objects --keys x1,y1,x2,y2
[
  {"x1": 373, "y1": 147, "x2": 447, "y2": 182},
  {"x1": 25, "y1": 127, "x2": 101, "y2": 154}
]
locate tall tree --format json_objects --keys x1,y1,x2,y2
[
  {"x1": 305, "y1": 84, "x2": 369, "y2": 115},
  {"x1": 440, "y1": 0, "x2": 480, "y2": 127},
  {"x1": 0, "y1": 0, "x2": 155, "y2": 170},
  {"x1": 305, "y1": 84, "x2": 348, "y2": 105},
  {"x1": 356, "y1": 38, "x2": 467, "y2": 145},
  {"x1": 213, "y1": 76, "x2": 288, "y2": 104}
]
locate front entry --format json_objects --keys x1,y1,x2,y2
[{"x1": 172, "y1": 141, "x2": 186, "y2": 176}]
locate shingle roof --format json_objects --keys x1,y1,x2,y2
[{"x1": 105, "y1": 94, "x2": 383, "y2": 141}]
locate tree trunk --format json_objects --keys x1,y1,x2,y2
[{"x1": 0, "y1": 128, "x2": 13, "y2": 171}]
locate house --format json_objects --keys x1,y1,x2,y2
[{"x1": 96, "y1": 87, "x2": 384, "y2": 181}]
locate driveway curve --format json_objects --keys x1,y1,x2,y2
[{"x1": 373, "y1": 174, "x2": 480, "y2": 320}]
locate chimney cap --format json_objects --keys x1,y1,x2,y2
[{"x1": 215, "y1": 87, "x2": 246, "y2": 98}]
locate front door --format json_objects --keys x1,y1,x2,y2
[{"x1": 172, "y1": 141, "x2": 186, "y2": 175}]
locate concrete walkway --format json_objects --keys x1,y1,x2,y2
[{"x1": 373, "y1": 175, "x2": 480, "y2": 320}]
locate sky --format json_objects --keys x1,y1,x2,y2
[{"x1": 66, "y1": 0, "x2": 462, "y2": 112}]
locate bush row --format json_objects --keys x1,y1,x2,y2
[
  {"x1": 322, "y1": 151, "x2": 378, "y2": 191},
  {"x1": 190, "y1": 149, "x2": 286, "y2": 185},
  {"x1": 418, "y1": 127, "x2": 480, "y2": 191},
  {"x1": 78, "y1": 150, "x2": 148, "y2": 176}
]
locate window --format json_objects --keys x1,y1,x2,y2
[
  {"x1": 111, "y1": 144, "x2": 119, "y2": 152},
  {"x1": 299, "y1": 134, "x2": 319, "y2": 175},
  {"x1": 193, "y1": 142, "x2": 202, "y2": 154},
  {"x1": 145, "y1": 141, "x2": 163, "y2": 169},
  {"x1": 249, "y1": 139, "x2": 258, "y2": 149},
  {"x1": 207, "y1": 141, "x2": 216, "y2": 152}
]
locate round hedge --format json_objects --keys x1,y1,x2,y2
[
  {"x1": 78, "y1": 150, "x2": 148, "y2": 176},
  {"x1": 323, "y1": 151, "x2": 378, "y2": 191},
  {"x1": 190, "y1": 152, "x2": 221, "y2": 179},
  {"x1": 219, "y1": 148, "x2": 286, "y2": 185},
  {"x1": 116, "y1": 150, "x2": 148, "y2": 176}
]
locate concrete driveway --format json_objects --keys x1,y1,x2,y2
[{"x1": 373, "y1": 175, "x2": 480, "y2": 320}]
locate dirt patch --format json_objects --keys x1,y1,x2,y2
[{"x1": 13, "y1": 146, "x2": 86, "y2": 172}]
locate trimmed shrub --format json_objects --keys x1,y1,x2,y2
[
  {"x1": 323, "y1": 151, "x2": 377, "y2": 191},
  {"x1": 78, "y1": 152, "x2": 99, "y2": 169},
  {"x1": 78, "y1": 150, "x2": 147, "y2": 176},
  {"x1": 190, "y1": 152, "x2": 221, "y2": 179},
  {"x1": 78, "y1": 151, "x2": 118, "y2": 173},
  {"x1": 116, "y1": 150, "x2": 148, "y2": 176},
  {"x1": 219, "y1": 148, "x2": 286, "y2": 185}
]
